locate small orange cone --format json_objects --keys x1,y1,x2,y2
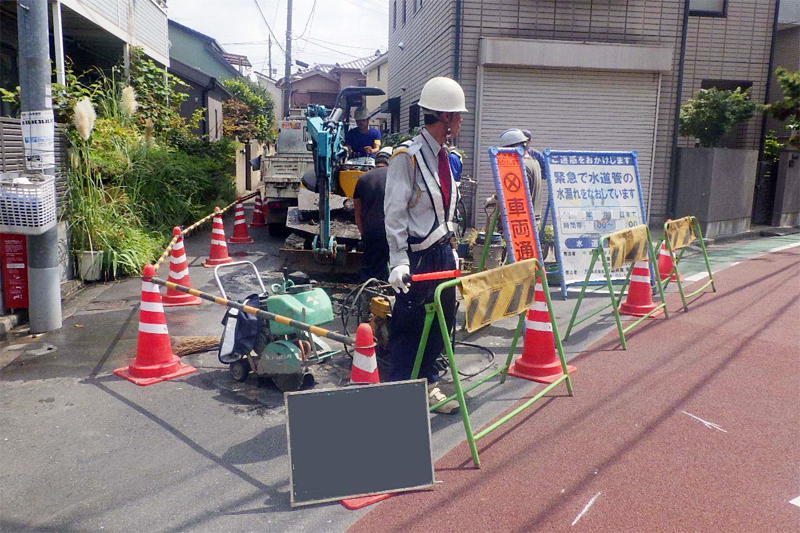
[
  {"x1": 250, "y1": 191, "x2": 267, "y2": 228},
  {"x1": 114, "y1": 264, "x2": 196, "y2": 386},
  {"x1": 202, "y1": 207, "x2": 234, "y2": 268},
  {"x1": 228, "y1": 197, "x2": 254, "y2": 244},
  {"x1": 350, "y1": 323, "x2": 379, "y2": 384},
  {"x1": 619, "y1": 260, "x2": 662, "y2": 317},
  {"x1": 657, "y1": 242, "x2": 683, "y2": 283},
  {"x1": 507, "y1": 280, "x2": 576, "y2": 384},
  {"x1": 163, "y1": 227, "x2": 202, "y2": 307}
]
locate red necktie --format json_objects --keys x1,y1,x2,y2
[{"x1": 438, "y1": 148, "x2": 451, "y2": 212}]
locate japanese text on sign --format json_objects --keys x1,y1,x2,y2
[
  {"x1": 544, "y1": 151, "x2": 646, "y2": 288},
  {"x1": 490, "y1": 148, "x2": 538, "y2": 263}
]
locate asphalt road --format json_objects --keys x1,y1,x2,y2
[{"x1": 347, "y1": 246, "x2": 800, "y2": 533}]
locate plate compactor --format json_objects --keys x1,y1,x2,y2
[{"x1": 215, "y1": 262, "x2": 339, "y2": 391}]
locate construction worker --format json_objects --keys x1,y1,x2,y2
[
  {"x1": 384, "y1": 76, "x2": 465, "y2": 414},
  {"x1": 345, "y1": 107, "x2": 381, "y2": 158},
  {"x1": 500, "y1": 128, "x2": 543, "y2": 224},
  {"x1": 353, "y1": 146, "x2": 393, "y2": 282}
]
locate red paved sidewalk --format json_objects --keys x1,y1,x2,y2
[{"x1": 348, "y1": 248, "x2": 800, "y2": 533}]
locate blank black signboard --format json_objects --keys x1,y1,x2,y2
[{"x1": 285, "y1": 379, "x2": 435, "y2": 507}]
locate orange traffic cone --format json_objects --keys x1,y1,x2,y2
[
  {"x1": 507, "y1": 280, "x2": 576, "y2": 384},
  {"x1": 657, "y1": 242, "x2": 683, "y2": 283},
  {"x1": 350, "y1": 323, "x2": 379, "y2": 384},
  {"x1": 202, "y1": 207, "x2": 233, "y2": 268},
  {"x1": 228, "y1": 198, "x2": 254, "y2": 244},
  {"x1": 163, "y1": 227, "x2": 202, "y2": 307},
  {"x1": 619, "y1": 260, "x2": 662, "y2": 317},
  {"x1": 114, "y1": 264, "x2": 196, "y2": 386},
  {"x1": 250, "y1": 191, "x2": 267, "y2": 228}
]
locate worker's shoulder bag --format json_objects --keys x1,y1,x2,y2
[{"x1": 218, "y1": 293, "x2": 262, "y2": 364}]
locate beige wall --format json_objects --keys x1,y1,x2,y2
[{"x1": 365, "y1": 60, "x2": 388, "y2": 113}]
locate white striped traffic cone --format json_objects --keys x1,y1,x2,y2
[
  {"x1": 657, "y1": 242, "x2": 683, "y2": 282},
  {"x1": 228, "y1": 197, "x2": 254, "y2": 244},
  {"x1": 250, "y1": 191, "x2": 267, "y2": 228},
  {"x1": 507, "y1": 280, "x2": 576, "y2": 383},
  {"x1": 619, "y1": 260, "x2": 662, "y2": 317},
  {"x1": 113, "y1": 264, "x2": 196, "y2": 386},
  {"x1": 350, "y1": 323, "x2": 379, "y2": 384},
  {"x1": 163, "y1": 227, "x2": 202, "y2": 307},
  {"x1": 202, "y1": 207, "x2": 233, "y2": 268}
]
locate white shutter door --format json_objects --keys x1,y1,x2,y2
[{"x1": 475, "y1": 67, "x2": 660, "y2": 225}]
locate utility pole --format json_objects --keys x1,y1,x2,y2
[
  {"x1": 17, "y1": 0, "x2": 62, "y2": 333},
  {"x1": 268, "y1": 34, "x2": 272, "y2": 78},
  {"x1": 283, "y1": 0, "x2": 292, "y2": 119}
]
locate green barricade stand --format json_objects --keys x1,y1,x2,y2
[
  {"x1": 410, "y1": 258, "x2": 573, "y2": 468},
  {"x1": 563, "y1": 224, "x2": 667, "y2": 350},
  {"x1": 654, "y1": 215, "x2": 716, "y2": 312}
]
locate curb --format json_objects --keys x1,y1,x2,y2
[{"x1": 0, "y1": 311, "x2": 22, "y2": 341}]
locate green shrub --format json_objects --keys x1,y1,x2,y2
[
  {"x1": 679, "y1": 87, "x2": 760, "y2": 148},
  {"x1": 769, "y1": 68, "x2": 800, "y2": 148}
]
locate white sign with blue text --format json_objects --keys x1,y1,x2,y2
[{"x1": 541, "y1": 150, "x2": 647, "y2": 298}]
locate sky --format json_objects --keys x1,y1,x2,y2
[{"x1": 167, "y1": 0, "x2": 390, "y2": 78}]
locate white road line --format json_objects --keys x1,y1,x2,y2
[
  {"x1": 789, "y1": 495, "x2": 800, "y2": 508},
  {"x1": 572, "y1": 492, "x2": 601, "y2": 526},
  {"x1": 682, "y1": 240, "x2": 799, "y2": 284},
  {"x1": 680, "y1": 410, "x2": 728, "y2": 433}
]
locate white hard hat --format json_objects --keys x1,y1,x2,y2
[
  {"x1": 375, "y1": 146, "x2": 393, "y2": 164},
  {"x1": 498, "y1": 129, "x2": 527, "y2": 147},
  {"x1": 418, "y1": 77, "x2": 468, "y2": 113},
  {"x1": 354, "y1": 107, "x2": 370, "y2": 120}
]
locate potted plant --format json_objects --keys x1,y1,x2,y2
[
  {"x1": 767, "y1": 68, "x2": 800, "y2": 227},
  {"x1": 674, "y1": 87, "x2": 760, "y2": 238}
]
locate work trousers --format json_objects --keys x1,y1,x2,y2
[
  {"x1": 388, "y1": 241, "x2": 456, "y2": 383},
  {"x1": 359, "y1": 236, "x2": 390, "y2": 283}
]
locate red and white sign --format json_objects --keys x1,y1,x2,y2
[{"x1": 1, "y1": 233, "x2": 28, "y2": 309}]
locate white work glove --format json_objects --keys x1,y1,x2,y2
[
  {"x1": 388, "y1": 264, "x2": 411, "y2": 294},
  {"x1": 452, "y1": 248, "x2": 460, "y2": 269}
]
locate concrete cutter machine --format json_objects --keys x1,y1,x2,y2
[{"x1": 214, "y1": 262, "x2": 339, "y2": 391}]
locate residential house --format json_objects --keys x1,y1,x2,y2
[
  {"x1": 167, "y1": 20, "x2": 243, "y2": 141},
  {"x1": 361, "y1": 51, "x2": 390, "y2": 132},
  {"x1": 387, "y1": 0, "x2": 779, "y2": 226},
  {"x1": 276, "y1": 54, "x2": 376, "y2": 111},
  {"x1": 1, "y1": 0, "x2": 169, "y2": 117},
  {"x1": 253, "y1": 70, "x2": 284, "y2": 119}
]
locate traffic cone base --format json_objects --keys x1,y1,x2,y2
[
  {"x1": 163, "y1": 228, "x2": 202, "y2": 307},
  {"x1": 618, "y1": 300, "x2": 664, "y2": 318},
  {"x1": 341, "y1": 493, "x2": 392, "y2": 510},
  {"x1": 202, "y1": 256, "x2": 234, "y2": 267},
  {"x1": 508, "y1": 359, "x2": 576, "y2": 384},
  {"x1": 113, "y1": 360, "x2": 196, "y2": 386},
  {"x1": 227, "y1": 236, "x2": 254, "y2": 244}
]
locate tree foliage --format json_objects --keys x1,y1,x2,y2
[
  {"x1": 679, "y1": 87, "x2": 759, "y2": 148},
  {"x1": 769, "y1": 68, "x2": 800, "y2": 148},
  {"x1": 221, "y1": 77, "x2": 277, "y2": 142}
]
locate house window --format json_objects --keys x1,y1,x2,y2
[
  {"x1": 377, "y1": 65, "x2": 381, "y2": 82},
  {"x1": 700, "y1": 79, "x2": 753, "y2": 92},
  {"x1": 403, "y1": 0, "x2": 407, "y2": 26},
  {"x1": 393, "y1": 1, "x2": 397, "y2": 30},
  {"x1": 409, "y1": 103, "x2": 420, "y2": 130},
  {"x1": 689, "y1": 0, "x2": 726, "y2": 17}
]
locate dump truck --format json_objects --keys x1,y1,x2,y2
[{"x1": 261, "y1": 118, "x2": 314, "y2": 236}]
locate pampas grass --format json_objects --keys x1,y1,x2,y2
[
  {"x1": 121, "y1": 86, "x2": 138, "y2": 117},
  {"x1": 73, "y1": 97, "x2": 96, "y2": 141}
]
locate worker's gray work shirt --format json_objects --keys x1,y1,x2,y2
[{"x1": 384, "y1": 128, "x2": 459, "y2": 268}]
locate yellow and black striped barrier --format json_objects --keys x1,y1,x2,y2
[
  {"x1": 146, "y1": 274, "x2": 355, "y2": 347},
  {"x1": 153, "y1": 191, "x2": 259, "y2": 273}
]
